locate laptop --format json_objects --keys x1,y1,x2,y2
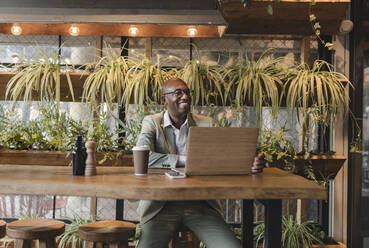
[{"x1": 180, "y1": 127, "x2": 259, "y2": 176}]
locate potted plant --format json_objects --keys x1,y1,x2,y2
[
  {"x1": 0, "y1": 103, "x2": 134, "y2": 167},
  {"x1": 257, "y1": 127, "x2": 296, "y2": 173},
  {"x1": 223, "y1": 49, "x2": 283, "y2": 127},
  {"x1": 5, "y1": 49, "x2": 75, "y2": 110},
  {"x1": 283, "y1": 60, "x2": 351, "y2": 182},
  {"x1": 82, "y1": 46, "x2": 130, "y2": 112},
  {"x1": 122, "y1": 53, "x2": 180, "y2": 111},
  {"x1": 253, "y1": 216, "x2": 330, "y2": 248},
  {"x1": 179, "y1": 47, "x2": 225, "y2": 107},
  {"x1": 285, "y1": 60, "x2": 351, "y2": 154},
  {"x1": 56, "y1": 214, "x2": 96, "y2": 248}
]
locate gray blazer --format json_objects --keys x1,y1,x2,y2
[{"x1": 136, "y1": 111, "x2": 222, "y2": 224}]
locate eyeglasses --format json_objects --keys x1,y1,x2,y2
[{"x1": 163, "y1": 89, "x2": 192, "y2": 98}]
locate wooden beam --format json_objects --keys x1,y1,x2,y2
[
  {"x1": 221, "y1": 1, "x2": 349, "y2": 35},
  {"x1": 252, "y1": 0, "x2": 350, "y2": 2},
  {"x1": 0, "y1": 23, "x2": 225, "y2": 38}
]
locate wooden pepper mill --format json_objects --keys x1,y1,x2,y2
[
  {"x1": 251, "y1": 154, "x2": 265, "y2": 174},
  {"x1": 85, "y1": 140, "x2": 97, "y2": 176}
]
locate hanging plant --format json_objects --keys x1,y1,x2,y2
[
  {"x1": 286, "y1": 60, "x2": 351, "y2": 127},
  {"x1": 223, "y1": 49, "x2": 283, "y2": 127},
  {"x1": 123, "y1": 53, "x2": 180, "y2": 110},
  {"x1": 309, "y1": 1, "x2": 334, "y2": 50},
  {"x1": 82, "y1": 46, "x2": 130, "y2": 111},
  {"x1": 179, "y1": 45, "x2": 226, "y2": 106},
  {"x1": 285, "y1": 60, "x2": 352, "y2": 153},
  {"x1": 5, "y1": 49, "x2": 75, "y2": 107}
]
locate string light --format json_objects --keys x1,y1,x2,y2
[
  {"x1": 187, "y1": 28, "x2": 197, "y2": 36},
  {"x1": 129, "y1": 27, "x2": 138, "y2": 36},
  {"x1": 11, "y1": 24, "x2": 22, "y2": 35},
  {"x1": 69, "y1": 25, "x2": 80, "y2": 36}
]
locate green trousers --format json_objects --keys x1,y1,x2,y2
[{"x1": 136, "y1": 201, "x2": 241, "y2": 248}]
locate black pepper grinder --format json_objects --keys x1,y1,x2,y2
[{"x1": 72, "y1": 136, "x2": 86, "y2": 175}]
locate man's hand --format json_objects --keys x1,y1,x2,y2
[{"x1": 251, "y1": 154, "x2": 266, "y2": 174}]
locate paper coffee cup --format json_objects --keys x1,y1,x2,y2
[{"x1": 133, "y1": 145, "x2": 150, "y2": 175}]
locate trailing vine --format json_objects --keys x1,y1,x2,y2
[
  {"x1": 240, "y1": 0, "x2": 334, "y2": 50},
  {"x1": 309, "y1": 0, "x2": 334, "y2": 50}
]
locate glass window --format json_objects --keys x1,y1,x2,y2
[
  {"x1": 61, "y1": 36, "x2": 96, "y2": 65},
  {"x1": 0, "y1": 34, "x2": 58, "y2": 64},
  {"x1": 152, "y1": 37, "x2": 190, "y2": 67}
]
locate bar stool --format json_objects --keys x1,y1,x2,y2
[
  {"x1": 78, "y1": 220, "x2": 136, "y2": 248},
  {"x1": 0, "y1": 220, "x2": 6, "y2": 239},
  {"x1": 7, "y1": 219, "x2": 65, "y2": 248}
]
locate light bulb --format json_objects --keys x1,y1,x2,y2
[
  {"x1": 11, "y1": 24, "x2": 22, "y2": 35},
  {"x1": 69, "y1": 25, "x2": 80, "y2": 36},
  {"x1": 129, "y1": 27, "x2": 138, "y2": 36},
  {"x1": 187, "y1": 28, "x2": 197, "y2": 37},
  {"x1": 64, "y1": 58, "x2": 71, "y2": 65}
]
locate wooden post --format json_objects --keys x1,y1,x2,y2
[
  {"x1": 301, "y1": 36, "x2": 311, "y2": 66},
  {"x1": 89, "y1": 36, "x2": 103, "y2": 216},
  {"x1": 296, "y1": 36, "x2": 311, "y2": 224},
  {"x1": 332, "y1": 33, "x2": 350, "y2": 243},
  {"x1": 145, "y1": 37, "x2": 152, "y2": 59},
  {"x1": 90, "y1": 197, "x2": 97, "y2": 217},
  {"x1": 96, "y1": 36, "x2": 103, "y2": 60}
]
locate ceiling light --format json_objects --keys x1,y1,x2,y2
[
  {"x1": 11, "y1": 24, "x2": 22, "y2": 35},
  {"x1": 69, "y1": 25, "x2": 80, "y2": 36},
  {"x1": 187, "y1": 28, "x2": 197, "y2": 36},
  {"x1": 129, "y1": 27, "x2": 138, "y2": 36}
]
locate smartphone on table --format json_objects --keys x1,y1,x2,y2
[{"x1": 165, "y1": 169, "x2": 187, "y2": 179}]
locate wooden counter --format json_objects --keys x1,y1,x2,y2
[
  {"x1": 0, "y1": 165, "x2": 326, "y2": 201},
  {"x1": 0, "y1": 164, "x2": 326, "y2": 248}
]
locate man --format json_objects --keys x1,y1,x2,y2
[{"x1": 135, "y1": 78, "x2": 262, "y2": 248}]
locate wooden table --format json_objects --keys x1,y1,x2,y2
[{"x1": 0, "y1": 165, "x2": 326, "y2": 248}]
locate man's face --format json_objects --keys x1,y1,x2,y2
[{"x1": 163, "y1": 80, "x2": 191, "y2": 120}]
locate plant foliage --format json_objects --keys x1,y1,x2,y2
[
  {"x1": 83, "y1": 46, "x2": 129, "y2": 111},
  {"x1": 123, "y1": 54, "x2": 173, "y2": 111},
  {"x1": 180, "y1": 48, "x2": 225, "y2": 106},
  {"x1": 224, "y1": 49, "x2": 283, "y2": 126},
  {"x1": 253, "y1": 216, "x2": 323, "y2": 248},
  {"x1": 57, "y1": 214, "x2": 97, "y2": 248},
  {"x1": 285, "y1": 60, "x2": 351, "y2": 128},
  {"x1": 6, "y1": 49, "x2": 75, "y2": 107},
  {"x1": 0, "y1": 103, "x2": 139, "y2": 157},
  {"x1": 257, "y1": 127, "x2": 296, "y2": 172}
]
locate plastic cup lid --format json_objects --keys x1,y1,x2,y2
[{"x1": 132, "y1": 145, "x2": 150, "y2": 151}]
